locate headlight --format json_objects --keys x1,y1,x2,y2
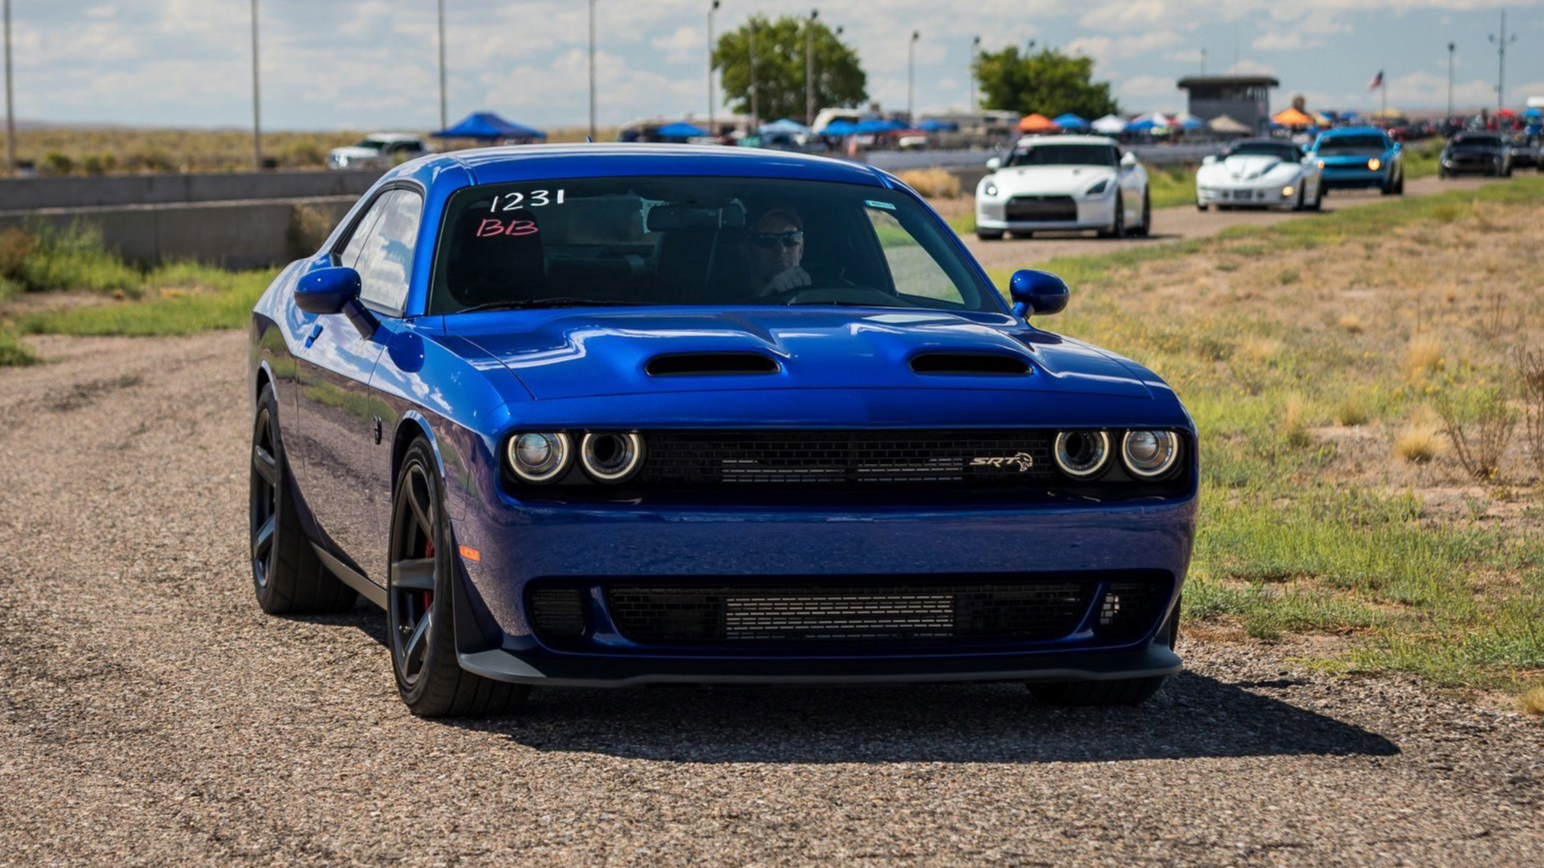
[
  {"x1": 982, "y1": 182, "x2": 998, "y2": 197},
  {"x1": 1317, "y1": 160, "x2": 1325, "y2": 169},
  {"x1": 1367, "y1": 158, "x2": 1381, "y2": 171},
  {"x1": 507, "y1": 432, "x2": 571, "y2": 483},
  {"x1": 1086, "y1": 179, "x2": 1109, "y2": 196},
  {"x1": 1121, "y1": 430, "x2": 1180, "y2": 478},
  {"x1": 1053, "y1": 430, "x2": 1111, "y2": 478},
  {"x1": 579, "y1": 432, "x2": 645, "y2": 483},
  {"x1": 1281, "y1": 185, "x2": 1295, "y2": 197}
]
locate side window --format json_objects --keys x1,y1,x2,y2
[
  {"x1": 352, "y1": 189, "x2": 423, "y2": 314},
  {"x1": 864, "y1": 208, "x2": 963, "y2": 304},
  {"x1": 338, "y1": 203, "x2": 384, "y2": 268}
]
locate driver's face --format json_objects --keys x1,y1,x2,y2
[{"x1": 745, "y1": 216, "x2": 804, "y2": 282}]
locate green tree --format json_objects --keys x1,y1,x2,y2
[
  {"x1": 714, "y1": 15, "x2": 867, "y2": 124},
  {"x1": 975, "y1": 47, "x2": 1119, "y2": 119}
]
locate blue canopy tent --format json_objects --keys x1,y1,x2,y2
[
  {"x1": 853, "y1": 118, "x2": 907, "y2": 134},
  {"x1": 1525, "y1": 107, "x2": 1543, "y2": 119},
  {"x1": 1127, "y1": 118, "x2": 1159, "y2": 132},
  {"x1": 919, "y1": 118, "x2": 960, "y2": 132},
  {"x1": 432, "y1": 111, "x2": 545, "y2": 141},
  {"x1": 655, "y1": 122, "x2": 709, "y2": 139},
  {"x1": 1052, "y1": 113, "x2": 1088, "y2": 130},
  {"x1": 820, "y1": 120, "x2": 858, "y2": 136},
  {"x1": 1178, "y1": 116, "x2": 1205, "y2": 130},
  {"x1": 760, "y1": 118, "x2": 810, "y2": 135}
]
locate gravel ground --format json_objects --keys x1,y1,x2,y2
[
  {"x1": 1, "y1": 331, "x2": 1541, "y2": 868},
  {"x1": 962, "y1": 174, "x2": 1500, "y2": 273}
]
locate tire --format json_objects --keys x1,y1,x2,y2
[
  {"x1": 250, "y1": 383, "x2": 357, "y2": 615},
  {"x1": 1292, "y1": 185, "x2": 1305, "y2": 211},
  {"x1": 1196, "y1": 200, "x2": 1208, "y2": 212},
  {"x1": 1098, "y1": 194, "x2": 1124, "y2": 238},
  {"x1": 1307, "y1": 183, "x2": 1323, "y2": 211},
  {"x1": 388, "y1": 439, "x2": 530, "y2": 717},
  {"x1": 975, "y1": 229, "x2": 1004, "y2": 241},
  {"x1": 1131, "y1": 191, "x2": 1150, "y2": 237},
  {"x1": 1396, "y1": 171, "x2": 1404, "y2": 194}
]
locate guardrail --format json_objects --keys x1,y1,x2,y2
[
  {"x1": 0, "y1": 168, "x2": 382, "y2": 212},
  {"x1": 865, "y1": 143, "x2": 1222, "y2": 174}
]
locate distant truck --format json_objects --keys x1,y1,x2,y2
[{"x1": 327, "y1": 134, "x2": 431, "y2": 170}]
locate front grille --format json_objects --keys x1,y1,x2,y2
[
  {"x1": 1099, "y1": 581, "x2": 1165, "y2": 640},
  {"x1": 1005, "y1": 195, "x2": 1078, "y2": 222},
  {"x1": 528, "y1": 587, "x2": 587, "y2": 638},
  {"x1": 638, "y1": 430, "x2": 1056, "y2": 489},
  {"x1": 605, "y1": 581, "x2": 1094, "y2": 645}
]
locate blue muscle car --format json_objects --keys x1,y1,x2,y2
[
  {"x1": 248, "y1": 144, "x2": 1198, "y2": 716},
  {"x1": 1308, "y1": 126, "x2": 1405, "y2": 195}
]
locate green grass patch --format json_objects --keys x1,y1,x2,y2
[
  {"x1": 0, "y1": 222, "x2": 145, "y2": 295},
  {"x1": 1147, "y1": 165, "x2": 1197, "y2": 209},
  {"x1": 20, "y1": 267, "x2": 274, "y2": 337},
  {"x1": 0, "y1": 328, "x2": 38, "y2": 366}
]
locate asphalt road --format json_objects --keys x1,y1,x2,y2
[
  {"x1": 963, "y1": 174, "x2": 1504, "y2": 273},
  {"x1": 1, "y1": 331, "x2": 1541, "y2": 867}
]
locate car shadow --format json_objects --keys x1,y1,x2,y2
[
  {"x1": 302, "y1": 608, "x2": 1399, "y2": 765},
  {"x1": 1009, "y1": 231, "x2": 1184, "y2": 242}
]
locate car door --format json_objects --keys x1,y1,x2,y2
[{"x1": 292, "y1": 188, "x2": 421, "y2": 581}]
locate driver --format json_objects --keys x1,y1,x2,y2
[{"x1": 739, "y1": 208, "x2": 812, "y2": 297}]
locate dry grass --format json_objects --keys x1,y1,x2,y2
[
  {"x1": 897, "y1": 168, "x2": 962, "y2": 199},
  {"x1": 1336, "y1": 313, "x2": 1365, "y2": 334},
  {"x1": 1403, "y1": 335, "x2": 1445, "y2": 383},
  {"x1": 1522, "y1": 685, "x2": 1544, "y2": 716},
  {"x1": 1333, "y1": 393, "x2": 1371, "y2": 427}
]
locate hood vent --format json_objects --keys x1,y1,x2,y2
[
  {"x1": 910, "y1": 352, "x2": 1031, "y2": 376},
  {"x1": 646, "y1": 352, "x2": 781, "y2": 377}
]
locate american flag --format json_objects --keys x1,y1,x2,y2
[{"x1": 1368, "y1": 70, "x2": 1384, "y2": 90}]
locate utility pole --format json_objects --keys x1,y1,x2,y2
[
  {"x1": 707, "y1": 0, "x2": 718, "y2": 137},
  {"x1": 748, "y1": 21, "x2": 759, "y2": 131},
  {"x1": 907, "y1": 30, "x2": 919, "y2": 122},
  {"x1": 4, "y1": 0, "x2": 14, "y2": 178},
  {"x1": 250, "y1": 0, "x2": 262, "y2": 170},
  {"x1": 1200, "y1": 47, "x2": 1206, "y2": 76},
  {"x1": 1447, "y1": 42, "x2": 1455, "y2": 118},
  {"x1": 437, "y1": 0, "x2": 447, "y2": 131},
  {"x1": 1489, "y1": 10, "x2": 1514, "y2": 110},
  {"x1": 587, "y1": 0, "x2": 596, "y2": 140},
  {"x1": 805, "y1": 9, "x2": 817, "y2": 126},
  {"x1": 969, "y1": 36, "x2": 979, "y2": 112}
]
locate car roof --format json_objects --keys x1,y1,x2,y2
[
  {"x1": 362, "y1": 132, "x2": 424, "y2": 142},
  {"x1": 1231, "y1": 138, "x2": 1298, "y2": 148},
  {"x1": 1318, "y1": 126, "x2": 1388, "y2": 138},
  {"x1": 1014, "y1": 135, "x2": 1117, "y2": 147},
  {"x1": 386, "y1": 143, "x2": 891, "y2": 189}
]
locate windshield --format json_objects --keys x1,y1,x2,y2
[
  {"x1": 429, "y1": 177, "x2": 997, "y2": 314},
  {"x1": 1452, "y1": 134, "x2": 1501, "y2": 148},
  {"x1": 1005, "y1": 145, "x2": 1117, "y2": 167},
  {"x1": 354, "y1": 138, "x2": 388, "y2": 150},
  {"x1": 1317, "y1": 135, "x2": 1389, "y2": 153},
  {"x1": 1226, "y1": 142, "x2": 1300, "y2": 160}
]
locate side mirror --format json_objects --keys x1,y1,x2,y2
[
  {"x1": 295, "y1": 266, "x2": 361, "y2": 315},
  {"x1": 1120, "y1": 151, "x2": 1138, "y2": 167},
  {"x1": 985, "y1": 156, "x2": 1002, "y2": 171},
  {"x1": 1201, "y1": 154, "x2": 1218, "y2": 165},
  {"x1": 1009, "y1": 269, "x2": 1070, "y2": 318}
]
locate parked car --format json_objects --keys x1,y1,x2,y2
[
  {"x1": 1195, "y1": 138, "x2": 1323, "y2": 211},
  {"x1": 248, "y1": 144, "x2": 1197, "y2": 716},
  {"x1": 974, "y1": 135, "x2": 1150, "y2": 240},
  {"x1": 1505, "y1": 133, "x2": 1540, "y2": 171},
  {"x1": 327, "y1": 134, "x2": 431, "y2": 170},
  {"x1": 1439, "y1": 132, "x2": 1513, "y2": 178},
  {"x1": 1307, "y1": 127, "x2": 1404, "y2": 195}
]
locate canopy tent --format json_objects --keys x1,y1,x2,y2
[
  {"x1": 1126, "y1": 112, "x2": 1172, "y2": 131},
  {"x1": 1524, "y1": 107, "x2": 1543, "y2": 119},
  {"x1": 1018, "y1": 113, "x2": 1058, "y2": 132},
  {"x1": 819, "y1": 120, "x2": 858, "y2": 136},
  {"x1": 854, "y1": 118, "x2": 906, "y2": 134},
  {"x1": 1052, "y1": 113, "x2": 1089, "y2": 130},
  {"x1": 1271, "y1": 107, "x2": 1314, "y2": 128},
  {"x1": 1091, "y1": 114, "x2": 1127, "y2": 134},
  {"x1": 1207, "y1": 114, "x2": 1251, "y2": 135},
  {"x1": 760, "y1": 118, "x2": 809, "y2": 135},
  {"x1": 1370, "y1": 108, "x2": 1404, "y2": 120},
  {"x1": 1496, "y1": 108, "x2": 1519, "y2": 119},
  {"x1": 432, "y1": 111, "x2": 546, "y2": 141},
  {"x1": 919, "y1": 118, "x2": 960, "y2": 132},
  {"x1": 655, "y1": 121, "x2": 708, "y2": 139},
  {"x1": 1310, "y1": 111, "x2": 1333, "y2": 127},
  {"x1": 1177, "y1": 115, "x2": 1206, "y2": 130}
]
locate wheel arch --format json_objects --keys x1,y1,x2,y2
[{"x1": 391, "y1": 410, "x2": 449, "y2": 492}]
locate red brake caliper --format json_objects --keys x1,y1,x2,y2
[{"x1": 420, "y1": 538, "x2": 434, "y2": 613}]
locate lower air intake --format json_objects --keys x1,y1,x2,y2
[{"x1": 528, "y1": 587, "x2": 586, "y2": 639}]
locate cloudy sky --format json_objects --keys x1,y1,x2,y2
[{"x1": 7, "y1": 0, "x2": 1543, "y2": 130}]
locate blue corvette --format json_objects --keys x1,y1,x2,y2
[
  {"x1": 248, "y1": 145, "x2": 1198, "y2": 716},
  {"x1": 1308, "y1": 126, "x2": 1404, "y2": 195}
]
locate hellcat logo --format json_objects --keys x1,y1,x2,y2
[{"x1": 969, "y1": 452, "x2": 1035, "y2": 472}]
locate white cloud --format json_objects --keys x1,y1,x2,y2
[
  {"x1": 1252, "y1": 32, "x2": 1326, "y2": 51},
  {"x1": 651, "y1": 25, "x2": 706, "y2": 65},
  {"x1": 1066, "y1": 31, "x2": 1182, "y2": 66},
  {"x1": 1226, "y1": 59, "x2": 1279, "y2": 76},
  {"x1": 1121, "y1": 74, "x2": 1180, "y2": 98}
]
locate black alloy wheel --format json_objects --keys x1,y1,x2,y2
[
  {"x1": 387, "y1": 440, "x2": 529, "y2": 717},
  {"x1": 249, "y1": 383, "x2": 356, "y2": 615}
]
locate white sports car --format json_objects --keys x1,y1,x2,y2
[
  {"x1": 974, "y1": 135, "x2": 1150, "y2": 240},
  {"x1": 1195, "y1": 138, "x2": 1322, "y2": 211}
]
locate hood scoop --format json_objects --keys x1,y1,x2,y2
[
  {"x1": 646, "y1": 352, "x2": 781, "y2": 377},
  {"x1": 910, "y1": 352, "x2": 1031, "y2": 376}
]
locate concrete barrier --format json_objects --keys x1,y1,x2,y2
[
  {"x1": 0, "y1": 196, "x2": 357, "y2": 269},
  {"x1": 0, "y1": 169, "x2": 381, "y2": 211}
]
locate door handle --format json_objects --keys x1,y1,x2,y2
[{"x1": 305, "y1": 323, "x2": 324, "y2": 348}]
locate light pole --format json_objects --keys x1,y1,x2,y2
[
  {"x1": 707, "y1": 0, "x2": 719, "y2": 137},
  {"x1": 250, "y1": 0, "x2": 262, "y2": 170},
  {"x1": 1488, "y1": 10, "x2": 1514, "y2": 111},
  {"x1": 587, "y1": 0, "x2": 596, "y2": 140},
  {"x1": 748, "y1": 20, "x2": 759, "y2": 131},
  {"x1": 4, "y1": 0, "x2": 14, "y2": 178},
  {"x1": 1447, "y1": 42, "x2": 1455, "y2": 119},
  {"x1": 1200, "y1": 47, "x2": 1207, "y2": 76},
  {"x1": 969, "y1": 36, "x2": 979, "y2": 112},
  {"x1": 907, "y1": 30, "x2": 919, "y2": 122},
  {"x1": 437, "y1": 0, "x2": 447, "y2": 131},
  {"x1": 805, "y1": 9, "x2": 818, "y2": 126}
]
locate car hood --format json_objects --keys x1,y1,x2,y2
[
  {"x1": 330, "y1": 146, "x2": 382, "y2": 159},
  {"x1": 990, "y1": 165, "x2": 1116, "y2": 196},
  {"x1": 1201, "y1": 154, "x2": 1297, "y2": 182},
  {"x1": 446, "y1": 308, "x2": 1155, "y2": 402}
]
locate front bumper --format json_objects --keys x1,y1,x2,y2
[
  {"x1": 1197, "y1": 184, "x2": 1297, "y2": 208},
  {"x1": 976, "y1": 193, "x2": 1116, "y2": 232},
  {"x1": 1442, "y1": 158, "x2": 1504, "y2": 175},
  {"x1": 447, "y1": 491, "x2": 1198, "y2": 686},
  {"x1": 1319, "y1": 165, "x2": 1391, "y2": 189}
]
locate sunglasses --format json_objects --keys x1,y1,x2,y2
[{"x1": 748, "y1": 230, "x2": 804, "y2": 249}]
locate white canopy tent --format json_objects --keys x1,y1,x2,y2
[{"x1": 1091, "y1": 114, "x2": 1127, "y2": 134}]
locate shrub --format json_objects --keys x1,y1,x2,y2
[
  {"x1": 1333, "y1": 393, "x2": 1371, "y2": 427},
  {"x1": 1515, "y1": 347, "x2": 1544, "y2": 475},
  {"x1": 1336, "y1": 313, "x2": 1364, "y2": 334},
  {"x1": 1523, "y1": 685, "x2": 1544, "y2": 717},
  {"x1": 42, "y1": 151, "x2": 74, "y2": 175},
  {"x1": 1402, "y1": 335, "x2": 1444, "y2": 382},
  {"x1": 1394, "y1": 406, "x2": 1442, "y2": 464},
  {"x1": 1435, "y1": 384, "x2": 1517, "y2": 481},
  {"x1": 7, "y1": 222, "x2": 144, "y2": 295},
  {"x1": 897, "y1": 167, "x2": 961, "y2": 199}
]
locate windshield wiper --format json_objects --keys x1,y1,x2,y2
[{"x1": 455, "y1": 297, "x2": 651, "y2": 314}]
